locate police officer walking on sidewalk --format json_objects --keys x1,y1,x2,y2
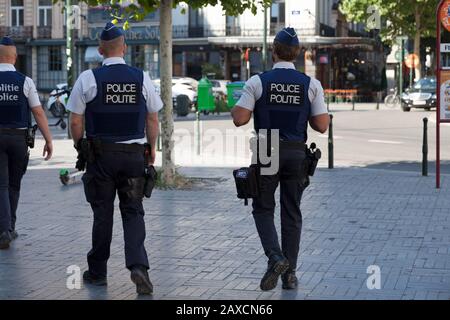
[
  {"x1": 0, "y1": 36, "x2": 53, "y2": 250},
  {"x1": 231, "y1": 28, "x2": 330, "y2": 291},
  {"x1": 67, "y1": 22, "x2": 162, "y2": 294}
]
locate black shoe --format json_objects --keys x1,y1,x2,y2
[
  {"x1": 282, "y1": 271, "x2": 298, "y2": 290},
  {"x1": 260, "y1": 255, "x2": 290, "y2": 291},
  {"x1": 10, "y1": 230, "x2": 18, "y2": 241},
  {"x1": 0, "y1": 231, "x2": 11, "y2": 250},
  {"x1": 83, "y1": 270, "x2": 107, "y2": 286},
  {"x1": 130, "y1": 265, "x2": 153, "y2": 295}
]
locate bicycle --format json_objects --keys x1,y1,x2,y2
[{"x1": 384, "y1": 87, "x2": 401, "y2": 108}]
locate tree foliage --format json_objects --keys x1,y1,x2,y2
[
  {"x1": 340, "y1": 0, "x2": 438, "y2": 43},
  {"x1": 79, "y1": 0, "x2": 271, "y2": 25}
]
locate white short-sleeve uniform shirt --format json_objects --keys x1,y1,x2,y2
[
  {"x1": 236, "y1": 62, "x2": 328, "y2": 117},
  {"x1": 66, "y1": 57, "x2": 163, "y2": 144}
]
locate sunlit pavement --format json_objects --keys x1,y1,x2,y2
[{"x1": 1, "y1": 104, "x2": 450, "y2": 300}]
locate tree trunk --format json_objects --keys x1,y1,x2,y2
[
  {"x1": 414, "y1": 7, "x2": 422, "y2": 81},
  {"x1": 159, "y1": 0, "x2": 176, "y2": 184}
]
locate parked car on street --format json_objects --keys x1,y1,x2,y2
[
  {"x1": 401, "y1": 77, "x2": 437, "y2": 112},
  {"x1": 152, "y1": 77, "x2": 198, "y2": 112}
]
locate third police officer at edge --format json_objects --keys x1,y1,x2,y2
[
  {"x1": 0, "y1": 36, "x2": 52, "y2": 250},
  {"x1": 67, "y1": 22, "x2": 162, "y2": 295},
  {"x1": 231, "y1": 27, "x2": 330, "y2": 291}
]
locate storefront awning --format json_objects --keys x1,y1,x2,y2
[
  {"x1": 206, "y1": 36, "x2": 379, "y2": 50},
  {"x1": 85, "y1": 46, "x2": 103, "y2": 63}
]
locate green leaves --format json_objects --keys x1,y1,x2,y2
[
  {"x1": 69, "y1": 0, "x2": 272, "y2": 21},
  {"x1": 340, "y1": 0, "x2": 439, "y2": 43}
]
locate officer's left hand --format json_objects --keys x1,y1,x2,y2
[{"x1": 43, "y1": 141, "x2": 53, "y2": 161}]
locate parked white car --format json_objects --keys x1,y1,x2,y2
[{"x1": 152, "y1": 77, "x2": 198, "y2": 107}]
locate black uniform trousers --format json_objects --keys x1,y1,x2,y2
[
  {"x1": 0, "y1": 133, "x2": 29, "y2": 233},
  {"x1": 83, "y1": 149, "x2": 149, "y2": 278},
  {"x1": 252, "y1": 142, "x2": 307, "y2": 271}
]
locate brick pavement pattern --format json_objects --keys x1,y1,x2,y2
[{"x1": 1, "y1": 166, "x2": 450, "y2": 300}]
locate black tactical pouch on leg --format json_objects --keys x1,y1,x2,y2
[
  {"x1": 143, "y1": 165, "x2": 157, "y2": 199},
  {"x1": 118, "y1": 176, "x2": 146, "y2": 202},
  {"x1": 233, "y1": 165, "x2": 260, "y2": 206}
]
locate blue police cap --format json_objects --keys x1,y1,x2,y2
[
  {"x1": 0, "y1": 36, "x2": 15, "y2": 46},
  {"x1": 274, "y1": 27, "x2": 299, "y2": 46},
  {"x1": 100, "y1": 22, "x2": 124, "y2": 41}
]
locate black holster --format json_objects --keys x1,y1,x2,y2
[
  {"x1": 233, "y1": 165, "x2": 260, "y2": 206},
  {"x1": 304, "y1": 143, "x2": 321, "y2": 177},
  {"x1": 26, "y1": 125, "x2": 38, "y2": 149},
  {"x1": 301, "y1": 143, "x2": 322, "y2": 189},
  {"x1": 144, "y1": 165, "x2": 157, "y2": 198}
]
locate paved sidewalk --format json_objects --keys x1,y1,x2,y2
[{"x1": 1, "y1": 164, "x2": 450, "y2": 300}]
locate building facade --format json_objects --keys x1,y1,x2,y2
[
  {"x1": 0, "y1": 0, "x2": 384, "y2": 98},
  {"x1": 0, "y1": 0, "x2": 160, "y2": 93},
  {"x1": 172, "y1": 0, "x2": 385, "y2": 98}
]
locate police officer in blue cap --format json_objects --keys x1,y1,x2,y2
[
  {"x1": 0, "y1": 36, "x2": 53, "y2": 250},
  {"x1": 67, "y1": 22, "x2": 162, "y2": 294},
  {"x1": 231, "y1": 27, "x2": 330, "y2": 291}
]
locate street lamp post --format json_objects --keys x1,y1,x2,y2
[
  {"x1": 65, "y1": 0, "x2": 76, "y2": 139},
  {"x1": 262, "y1": 5, "x2": 268, "y2": 71}
]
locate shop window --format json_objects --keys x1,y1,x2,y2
[
  {"x1": 11, "y1": 0, "x2": 24, "y2": 27},
  {"x1": 131, "y1": 45, "x2": 145, "y2": 70},
  {"x1": 37, "y1": 46, "x2": 67, "y2": 91},
  {"x1": 49, "y1": 46, "x2": 63, "y2": 71},
  {"x1": 38, "y1": 0, "x2": 52, "y2": 26}
]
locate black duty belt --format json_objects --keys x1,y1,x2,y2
[
  {"x1": 100, "y1": 142, "x2": 145, "y2": 153},
  {"x1": 0, "y1": 128, "x2": 27, "y2": 136},
  {"x1": 279, "y1": 140, "x2": 306, "y2": 149}
]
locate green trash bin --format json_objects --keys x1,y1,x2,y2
[
  {"x1": 197, "y1": 77, "x2": 215, "y2": 113},
  {"x1": 226, "y1": 81, "x2": 245, "y2": 108}
]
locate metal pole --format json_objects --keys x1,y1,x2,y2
[
  {"x1": 157, "y1": 121, "x2": 162, "y2": 151},
  {"x1": 436, "y1": 1, "x2": 443, "y2": 188},
  {"x1": 410, "y1": 55, "x2": 414, "y2": 88},
  {"x1": 328, "y1": 114, "x2": 334, "y2": 169},
  {"x1": 262, "y1": 5, "x2": 268, "y2": 72},
  {"x1": 196, "y1": 111, "x2": 200, "y2": 155},
  {"x1": 399, "y1": 39, "x2": 404, "y2": 100},
  {"x1": 65, "y1": 0, "x2": 75, "y2": 139},
  {"x1": 422, "y1": 118, "x2": 428, "y2": 176}
]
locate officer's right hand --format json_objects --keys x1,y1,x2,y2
[{"x1": 43, "y1": 141, "x2": 53, "y2": 161}]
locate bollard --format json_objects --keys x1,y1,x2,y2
[
  {"x1": 376, "y1": 92, "x2": 380, "y2": 110},
  {"x1": 352, "y1": 95, "x2": 355, "y2": 111},
  {"x1": 196, "y1": 111, "x2": 201, "y2": 155},
  {"x1": 327, "y1": 93, "x2": 330, "y2": 111},
  {"x1": 157, "y1": 121, "x2": 162, "y2": 151},
  {"x1": 422, "y1": 117, "x2": 428, "y2": 176},
  {"x1": 328, "y1": 114, "x2": 334, "y2": 169}
]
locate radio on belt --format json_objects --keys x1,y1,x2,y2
[{"x1": 103, "y1": 82, "x2": 140, "y2": 105}]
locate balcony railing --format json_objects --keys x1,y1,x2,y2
[
  {"x1": 172, "y1": 25, "x2": 316, "y2": 39},
  {"x1": 0, "y1": 26, "x2": 33, "y2": 40},
  {"x1": 188, "y1": 26, "x2": 204, "y2": 38},
  {"x1": 226, "y1": 26, "x2": 241, "y2": 36},
  {"x1": 320, "y1": 23, "x2": 336, "y2": 37},
  {"x1": 37, "y1": 26, "x2": 52, "y2": 39}
]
